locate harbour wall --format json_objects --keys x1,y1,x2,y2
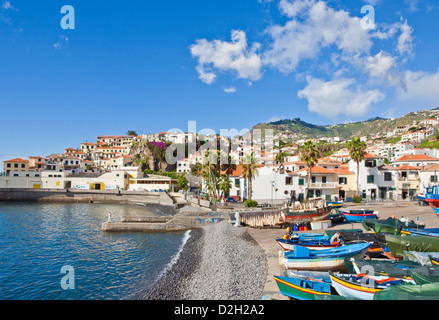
[{"x1": 0, "y1": 188, "x2": 175, "y2": 206}]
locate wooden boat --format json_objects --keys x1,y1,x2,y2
[
  {"x1": 274, "y1": 274, "x2": 334, "y2": 300},
  {"x1": 385, "y1": 234, "x2": 439, "y2": 259},
  {"x1": 326, "y1": 201, "x2": 343, "y2": 208},
  {"x1": 279, "y1": 242, "x2": 372, "y2": 271},
  {"x1": 276, "y1": 238, "x2": 341, "y2": 251},
  {"x1": 345, "y1": 258, "x2": 439, "y2": 279},
  {"x1": 328, "y1": 210, "x2": 345, "y2": 223},
  {"x1": 340, "y1": 209, "x2": 378, "y2": 223},
  {"x1": 284, "y1": 208, "x2": 331, "y2": 224},
  {"x1": 284, "y1": 197, "x2": 332, "y2": 224},
  {"x1": 329, "y1": 272, "x2": 414, "y2": 300},
  {"x1": 339, "y1": 232, "x2": 388, "y2": 258},
  {"x1": 408, "y1": 228, "x2": 439, "y2": 237}
]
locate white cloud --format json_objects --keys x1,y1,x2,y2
[
  {"x1": 397, "y1": 19, "x2": 414, "y2": 57},
  {"x1": 224, "y1": 87, "x2": 237, "y2": 93},
  {"x1": 364, "y1": 51, "x2": 406, "y2": 90},
  {"x1": 263, "y1": 0, "x2": 373, "y2": 73},
  {"x1": 190, "y1": 30, "x2": 263, "y2": 84},
  {"x1": 2, "y1": 1, "x2": 14, "y2": 10},
  {"x1": 398, "y1": 69, "x2": 439, "y2": 104},
  {"x1": 298, "y1": 76, "x2": 385, "y2": 118}
]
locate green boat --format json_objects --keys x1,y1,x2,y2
[
  {"x1": 325, "y1": 229, "x2": 363, "y2": 238},
  {"x1": 374, "y1": 281, "x2": 439, "y2": 300},
  {"x1": 385, "y1": 234, "x2": 439, "y2": 259},
  {"x1": 362, "y1": 217, "x2": 424, "y2": 234}
]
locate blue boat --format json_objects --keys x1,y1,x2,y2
[
  {"x1": 276, "y1": 238, "x2": 341, "y2": 251},
  {"x1": 340, "y1": 209, "x2": 378, "y2": 223},
  {"x1": 279, "y1": 242, "x2": 372, "y2": 271},
  {"x1": 406, "y1": 228, "x2": 439, "y2": 237}
]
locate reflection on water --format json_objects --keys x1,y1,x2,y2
[{"x1": 0, "y1": 202, "x2": 184, "y2": 300}]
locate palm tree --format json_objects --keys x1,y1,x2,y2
[
  {"x1": 300, "y1": 140, "x2": 319, "y2": 200},
  {"x1": 127, "y1": 130, "x2": 138, "y2": 136},
  {"x1": 346, "y1": 137, "x2": 367, "y2": 196},
  {"x1": 221, "y1": 154, "x2": 237, "y2": 176},
  {"x1": 218, "y1": 174, "x2": 232, "y2": 198},
  {"x1": 241, "y1": 152, "x2": 259, "y2": 201}
]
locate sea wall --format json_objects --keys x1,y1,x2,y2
[{"x1": 0, "y1": 188, "x2": 175, "y2": 206}]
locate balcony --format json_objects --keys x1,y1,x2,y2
[{"x1": 307, "y1": 182, "x2": 337, "y2": 189}]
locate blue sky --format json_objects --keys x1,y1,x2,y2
[{"x1": 1, "y1": 0, "x2": 439, "y2": 159}]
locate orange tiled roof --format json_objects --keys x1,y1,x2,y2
[
  {"x1": 296, "y1": 165, "x2": 336, "y2": 174},
  {"x1": 4, "y1": 158, "x2": 28, "y2": 163},
  {"x1": 394, "y1": 154, "x2": 438, "y2": 162}
]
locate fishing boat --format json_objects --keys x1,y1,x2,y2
[
  {"x1": 329, "y1": 272, "x2": 414, "y2": 300},
  {"x1": 326, "y1": 201, "x2": 343, "y2": 208},
  {"x1": 403, "y1": 251, "x2": 439, "y2": 266},
  {"x1": 339, "y1": 232, "x2": 388, "y2": 258},
  {"x1": 279, "y1": 242, "x2": 372, "y2": 271},
  {"x1": 362, "y1": 217, "x2": 425, "y2": 234},
  {"x1": 433, "y1": 207, "x2": 439, "y2": 218},
  {"x1": 385, "y1": 234, "x2": 439, "y2": 259},
  {"x1": 276, "y1": 238, "x2": 341, "y2": 251},
  {"x1": 340, "y1": 209, "x2": 378, "y2": 223},
  {"x1": 345, "y1": 258, "x2": 439, "y2": 279},
  {"x1": 274, "y1": 273, "x2": 334, "y2": 300},
  {"x1": 284, "y1": 197, "x2": 332, "y2": 224},
  {"x1": 410, "y1": 271, "x2": 439, "y2": 285},
  {"x1": 328, "y1": 210, "x2": 345, "y2": 223},
  {"x1": 407, "y1": 228, "x2": 439, "y2": 237}
]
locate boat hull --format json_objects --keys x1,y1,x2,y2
[
  {"x1": 329, "y1": 274, "x2": 382, "y2": 300},
  {"x1": 284, "y1": 208, "x2": 331, "y2": 224},
  {"x1": 276, "y1": 239, "x2": 340, "y2": 251},
  {"x1": 341, "y1": 212, "x2": 377, "y2": 223},
  {"x1": 279, "y1": 243, "x2": 371, "y2": 272}
]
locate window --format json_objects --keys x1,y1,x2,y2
[
  {"x1": 299, "y1": 179, "x2": 304, "y2": 186},
  {"x1": 431, "y1": 175, "x2": 438, "y2": 183},
  {"x1": 367, "y1": 175, "x2": 375, "y2": 184},
  {"x1": 14, "y1": 164, "x2": 18, "y2": 168},
  {"x1": 322, "y1": 176, "x2": 327, "y2": 184},
  {"x1": 7, "y1": 163, "x2": 10, "y2": 168},
  {"x1": 285, "y1": 177, "x2": 292, "y2": 185},
  {"x1": 13, "y1": 174, "x2": 18, "y2": 177},
  {"x1": 311, "y1": 176, "x2": 316, "y2": 183},
  {"x1": 21, "y1": 164, "x2": 25, "y2": 168},
  {"x1": 384, "y1": 172, "x2": 392, "y2": 181},
  {"x1": 339, "y1": 177, "x2": 347, "y2": 185},
  {"x1": 365, "y1": 160, "x2": 376, "y2": 167}
]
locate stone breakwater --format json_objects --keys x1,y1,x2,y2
[{"x1": 145, "y1": 221, "x2": 268, "y2": 300}]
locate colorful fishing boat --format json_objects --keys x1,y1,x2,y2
[
  {"x1": 433, "y1": 207, "x2": 439, "y2": 218},
  {"x1": 385, "y1": 234, "x2": 439, "y2": 259},
  {"x1": 279, "y1": 242, "x2": 372, "y2": 271},
  {"x1": 326, "y1": 201, "x2": 343, "y2": 208},
  {"x1": 274, "y1": 274, "x2": 334, "y2": 300},
  {"x1": 340, "y1": 209, "x2": 378, "y2": 223},
  {"x1": 408, "y1": 228, "x2": 439, "y2": 237},
  {"x1": 329, "y1": 272, "x2": 414, "y2": 300},
  {"x1": 284, "y1": 197, "x2": 332, "y2": 224},
  {"x1": 339, "y1": 232, "x2": 388, "y2": 258}
]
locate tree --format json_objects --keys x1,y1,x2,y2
[
  {"x1": 300, "y1": 140, "x2": 319, "y2": 200},
  {"x1": 127, "y1": 130, "x2": 138, "y2": 136},
  {"x1": 218, "y1": 174, "x2": 232, "y2": 198},
  {"x1": 346, "y1": 137, "x2": 367, "y2": 196},
  {"x1": 241, "y1": 152, "x2": 259, "y2": 201},
  {"x1": 177, "y1": 174, "x2": 188, "y2": 191},
  {"x1": 276, "y1": 151, "x2": 288, "y2": 164}
]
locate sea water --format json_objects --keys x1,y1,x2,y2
[{"x1": 0, "y1": 201, "x2": 188, "y2": 300}]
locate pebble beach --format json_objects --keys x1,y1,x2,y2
[{"x1": 145, "y1": 220, "x2": 267, "y2": 300}]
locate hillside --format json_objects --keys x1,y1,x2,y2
[{"x1": 252, "y1": 108, "x2": 439, "y2": 140}]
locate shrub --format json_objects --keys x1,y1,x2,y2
[
  {"x1": 244, "y1": 200, "x2": 258, "y2": 207},
  {"x1": 353, "y1": 195, "x2": 363, "y2": 203}
]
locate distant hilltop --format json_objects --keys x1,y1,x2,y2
[{"x1": 252, "y1": 107, "x2": 439, "y2": 141}]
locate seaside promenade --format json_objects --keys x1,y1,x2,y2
[{"x1": 247, "y1": 201, "x2": 439, "y2": 300}]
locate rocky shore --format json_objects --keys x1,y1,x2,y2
[{"x1": 145, "y1": 220, "x2": 267, "y2": 300}]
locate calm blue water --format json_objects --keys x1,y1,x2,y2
[{"x1": 0, "y1": 202, "x2": 188, "y2": 300}]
